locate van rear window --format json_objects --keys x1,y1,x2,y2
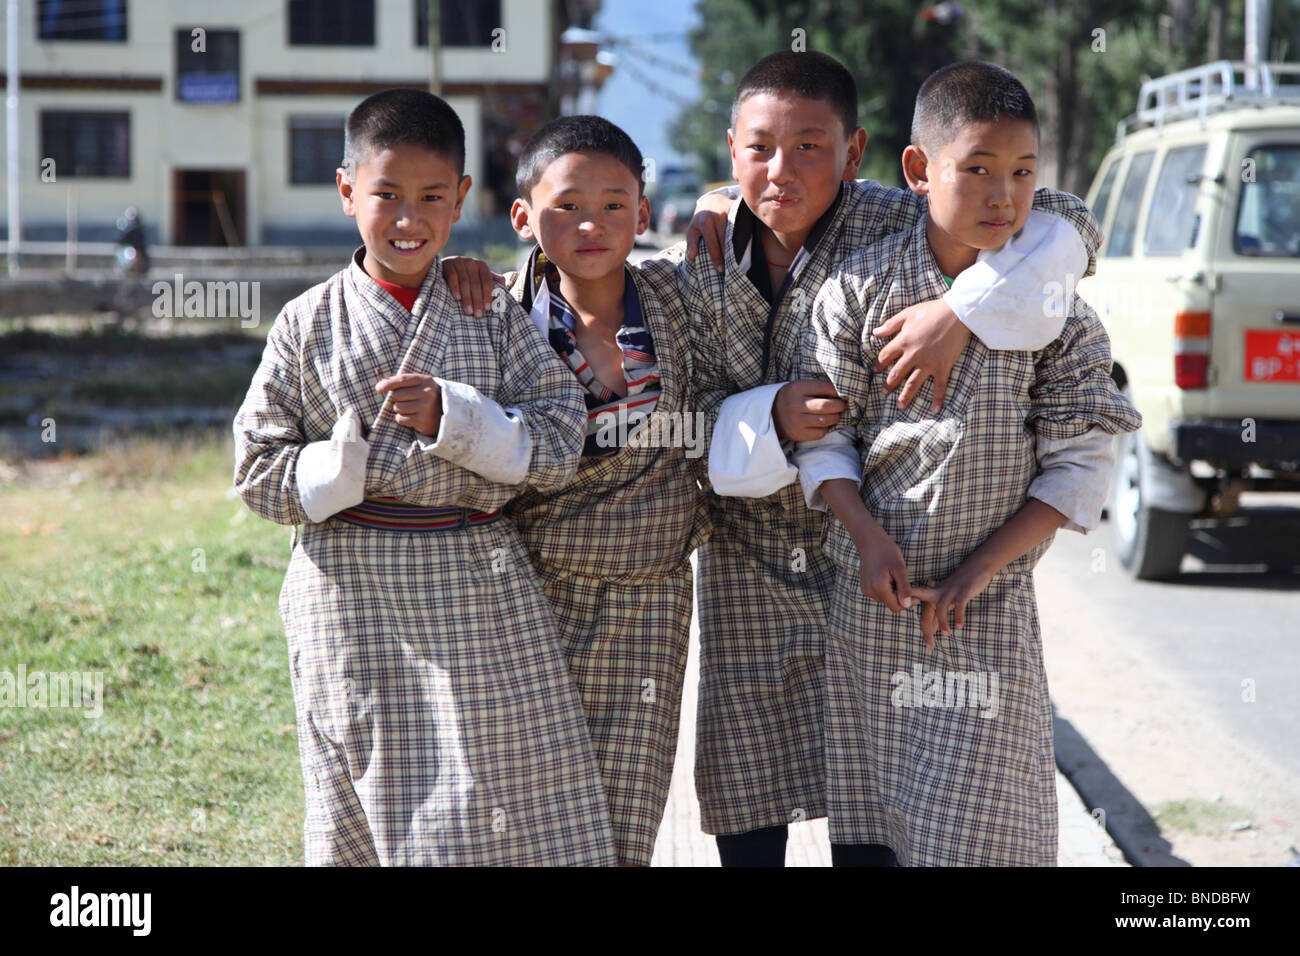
[
  {"x1": 1236, "y1": 145, "x2": 1300, "y2": 257},
  {"x1": 1106, "y1": 150, "x2": 1154, "y2": 257}
]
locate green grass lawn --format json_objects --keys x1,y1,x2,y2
[{"x1": 0, "y1": 437, "x2": 303, "y2": 865}]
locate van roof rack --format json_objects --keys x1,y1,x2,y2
[{"x1": 1116, "y1": 60, "x2": 1300, "y2": 142}]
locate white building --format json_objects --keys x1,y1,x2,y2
[{"x1": 1, "y1": 0, "x2": 599, "y2": 248}]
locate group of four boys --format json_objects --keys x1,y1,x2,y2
[{"x1": 233, "y1": 49, "x2": 1139, "y2": 867}]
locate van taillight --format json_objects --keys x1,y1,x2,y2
[{"x1": 1174, "y1": 311, "x2": 1211, "y2": 389}]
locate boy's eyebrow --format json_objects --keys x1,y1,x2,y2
[
  {"x1": 373, "y1": 178, "x2": 451, "y2": 189},
  {"x1": 552, "y1": 185, "x2": 634, "y2": 196},
  {"x1": 745, "y1": 126, "x2": 829, "y2": 137},
  {"x1": 967, "y1": 150, "x2": 1038, "y2": 160}
]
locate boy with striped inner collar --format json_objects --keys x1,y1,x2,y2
[{"x1": 449, "y1": 115, "x2": 706, "y2": 866}]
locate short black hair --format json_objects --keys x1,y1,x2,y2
[
  {"x1": 342, "y1": 88, "x2": 465, "y2": 177},
  {"x1": 911, "y1": 61, "x2": 1039, "y2": 152},
  {"x1": 731, "y1": 50, "x2": 859, "y2": 138},
  {"x1": 515, "y1": 115, "x2": 645, "y2": 201}
]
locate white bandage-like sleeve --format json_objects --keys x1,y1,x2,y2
[
  {"x1": 1028, "y1": 427, "x2": 1117, "y2": 533},
  {"x1": 416, "y1": 377, "x2": 534, "y2": 485},
  {"x1": 295, "y1": 408, "x2": 369, "y2": 523},
  {"x1": 707, "y1": 383, "x2": 799, "y2": 497},
  {"x1": 792, "y1": 429, "x2": 862, "y2": 511},
  {"x1": 945, "y1": 210, "x2": 1088, "y2": 351}
]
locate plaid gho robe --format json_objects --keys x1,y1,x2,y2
[
  {"x1": 500, "y1": 248, "x2": 709, "y2": 865},
  {"x1": 801, "y1": 219, "x2": 1140, "y2": 865},
  {"x1": 234, "y1": 250, "x2": 617, "y2": 866},
  {"x1": 683, "y1": 180, "x2": 1101, "y2": 836}
]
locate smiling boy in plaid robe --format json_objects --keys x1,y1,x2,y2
[
  {"x1": 794, "y1": 62, "x2": 1141, "y2": 865},
  {"x1": 681, "y1": 51, "x2": 1104, "y2": 866},
  {"x1": 233, "y1": 90, "x2": 616, "y2": 866},
  {"x1": 473, "y1": 117, "x2": 705, "y2": 866}
]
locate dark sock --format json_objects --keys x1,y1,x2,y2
[
  {"x1": 831, "y1": 842, "x2": 899, "y2": 867},
  {"x1": 716, "y1": 825, "x2": 788, "y2": 867}
]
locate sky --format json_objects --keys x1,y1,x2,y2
[{"x1": 593, "y1": 0, "x2": 702, "y2": 171}]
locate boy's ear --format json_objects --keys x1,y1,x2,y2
[
  {"x1": 901, "y1": 145, "x2": 930, "y2": 195},
  {"x1": 842, "y1": 127, "x2": 868, "y2": 181},
  {"x1": 726, "y1": 128, "x2": 739, "y2": 182},
  {"x1": 636, "y1": 194, "x2": 651, "y2": 236},
  {"x1": 337, "y1": 167, "x2": 356, "y2": 217},
  {"x1": 450, "y1": 174, "x2": 472, "y2": 223},
  {"x1": 510, "y1": 197, "x2": 536, "y2": 241}
]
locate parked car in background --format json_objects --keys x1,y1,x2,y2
[
  {"x1": 646, "y1": 165, "x2": 703, "y2": 235},
  {"x1": 1078, "y1": 61, "x2": 1300, "y2": 579}
]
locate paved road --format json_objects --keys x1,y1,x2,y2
[{"x1": 1037, "y1": 495, "x2": 1300, "y2": 866}]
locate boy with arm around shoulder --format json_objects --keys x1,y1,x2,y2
[
  {"x1": 233, "y1": 89, "x2": 616, "y2": 866},
  {"x1": 795, "y1": 61, "x2": 1141, "y2": 865}
]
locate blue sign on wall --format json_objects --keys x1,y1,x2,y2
[{"x1": 179, "y1": 74, "x2": 239, "y2": 104}]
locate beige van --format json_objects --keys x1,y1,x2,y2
[{"x1": 1079, "y1": 61, "x2": 1300, "y2": 579}]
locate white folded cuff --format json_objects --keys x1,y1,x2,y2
[
  {"x1": 944, "y1": 210, "x2": 1087, "y2": 351},
  {"x1": 1029, "y1": 427, "x2": 1117, "y2": 533},
  {"x1": 295, "y1": 409, "x2": 369, "y2": 523},
  {"x1": 793, "y1": 429, "x2": 862, "y2": 511},
  {"x1": 707, "y1": 382, "x2": 799, "y2": 498},
  {"x1": 417, "y1": 377, "x2": 534, "y2": 486}
]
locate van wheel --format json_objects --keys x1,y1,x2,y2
[{"x1": 1110, "y1": 424, "x2": 1189, "y2": 580}]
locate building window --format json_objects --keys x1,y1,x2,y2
[
  {"x1": 38, "y1": 0, "x2": 127, "y2": 41},
  {"x1": 288, "y1": 0, "x2": 375, "y2": 46},
  {"x1": 176, "y1": 29, "x2": 240, "y2": 104},
  {"x1": 416, "y1": 0, "x2": 502, "y2": 47},
  {"x1": 41, "y1": 111, "x2": 130, "y2": 178},
  {"x1": 289, "y1": 117, "x2": 345, "y2": 185}
]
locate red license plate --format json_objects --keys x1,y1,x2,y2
[{"x1": 1244, "y1": 330, "x2": 1300, "y2": 382}]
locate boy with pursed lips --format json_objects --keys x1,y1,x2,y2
[{"x1": 233, "y1": 89, "x2": 616, "y2": 866}]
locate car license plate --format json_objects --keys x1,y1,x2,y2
[{"x1": 1244, "y1": 330, "x2": 1300, "y2": 382}]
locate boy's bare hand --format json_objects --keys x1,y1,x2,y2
[
  {"x1": 376, "y1": 373, "x2": 443, "y2": 438},
  {"x1": 773, "y1": 380, "x2": 846, "y2": 441},
  {"x1": 441, "y1": 256, "x2": 503, "y2": 317},
  {"x1": 910, "y1": 563, "x2": 992, "y2": 651},
  {"x1": 684, "y1": 191, "x2": 734, "y2": 272},
  {"x1": 873, "y1": 298, "x2": 971, "y2": 413},
  {"x1": 854, "y1": 527, "x2": 914, "y2": 613}
]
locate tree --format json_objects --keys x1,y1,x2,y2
[{"x1": 674, "y1": 0, "x2": 1300, "y2": 196}]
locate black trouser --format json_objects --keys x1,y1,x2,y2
[{"x1": 715, "y1": 825, "x2": 899, "y2": 867}]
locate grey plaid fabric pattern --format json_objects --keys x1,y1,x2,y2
[
  {"x1": 534, "y1": 564, "x2": 693, "y2": 866},
  {"x1": 234, "y1": 251, "x2": 617, "y2": 866},
  {"x1": 502, "y1": 252, "x2": 705, "y2": 863},
  {"x1": 683, "y1": 180, "x2": 1101, "y2": 836},
  {"x1": 802, "y1": 219, "x2": 1140, "y2": 865}
]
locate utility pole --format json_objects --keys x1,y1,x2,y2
[
  {"x1": 427, "y1": 0, "x2": 442, "y2": 95},
  {"x1": 1244, "y1": 0, "x2": 1271, "y2": 88},
  {"x1": 6, "y1": 0, "x2": 20, "y2": 273}
]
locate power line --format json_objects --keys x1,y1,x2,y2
[
  {"x1": 611, "y1": 41, "x2": 698, "y2": 78},
  {"x1": 613, "y1": 56, "x2": 697, "y2": 109}
]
